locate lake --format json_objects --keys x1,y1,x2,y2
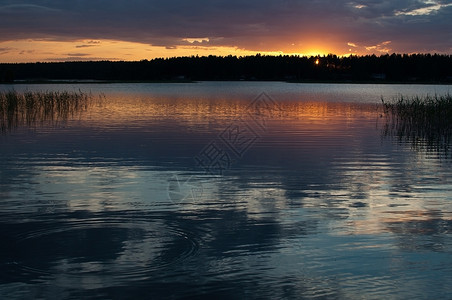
[{"x1": 1, "y1": 82, "x2": 451, "y2": 299}]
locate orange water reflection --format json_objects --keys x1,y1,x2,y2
[{"x1": 83, "y1": 95, "x2": 380, "y2": 129}]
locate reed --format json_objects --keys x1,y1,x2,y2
[
  {"x1": 381, "y1": 94, "x2": 452, "y2": 155},
  {"x1": 0, "y1": 90, "x2": 92, "y2": 132}
]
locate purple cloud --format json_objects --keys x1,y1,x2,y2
[{"x1": 0, "y1": 0, "x2": 450, "y2": 53}]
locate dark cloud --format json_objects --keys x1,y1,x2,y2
[
  {"x1": 44, "y1": 56, "x2": 120, "y2": 62},
  {"x1": 75, "y1": 41, "x2": 101, "y2": 48},
  {"x1": 75, "y1": 45, "x2": 98, "y2": 48},
  {"x1": 0, "y1": 47, "x2": 14, "y2": 54},
  {"x1": 0, "y1": 0, "x2": 450, "y2": 53},
  {"x1": 19, "y1": 49, "x2": 35, "y2": 55},
  {"x1": 66, "y1": 53, "x2": 90, "y2": 57}
]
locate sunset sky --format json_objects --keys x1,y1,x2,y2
[{"x1": 0, "y1": 0, "x2": 451, "y2": 62}]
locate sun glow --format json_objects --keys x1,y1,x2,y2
[
  {"x1": 0, "y1": 36, "x2": 381, "y2": 63},
  {"x1": 0, "y1": 39, "x2": 320, "y2": 63}
]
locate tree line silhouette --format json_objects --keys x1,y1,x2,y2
[{"x1": 1, "y1": 53, "x2": 452, "y2": 83}]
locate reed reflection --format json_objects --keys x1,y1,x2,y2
[
  {"x1": 381, "y1": 94, "x2": 452, "y2": 158},
  {"x1": 0, "y1": 91, "x2": 92, "y2": 133}
]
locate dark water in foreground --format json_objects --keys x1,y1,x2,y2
[{"x1": 1, "y1": 82, "x2": 451, "y2": 299}]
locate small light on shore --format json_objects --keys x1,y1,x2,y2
[{"x1": 315, "y1": 59, "x2": 319, "y2": 65}]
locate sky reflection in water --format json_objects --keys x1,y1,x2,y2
[{"x1": 0, "y1": 82, "x2": 451, "y2": 299}]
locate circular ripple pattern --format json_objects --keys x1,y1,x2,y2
[{"x1": 12, "y1": 213, "x2": 200, "y2": 287}]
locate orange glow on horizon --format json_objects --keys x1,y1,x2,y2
[
  {"x1": 0, "y1": 38, "x2": 372, "y2": 63},
  {"x1": 0, "y1": 39, "x2": 292, "y2": 63}
]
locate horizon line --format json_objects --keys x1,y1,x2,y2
[{"x1": 2, "y1": 52, "x2": 452, "y2": 64}]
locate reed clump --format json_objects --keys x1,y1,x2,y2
[
  {"x1": 0, "y1": 90, "x2": 91, "y2": 132},
  {"x1": 381, "y1": 94, "x2": 452, "y2": 155}
]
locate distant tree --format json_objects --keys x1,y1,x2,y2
[{"x1": 1, "y1": 54, "x2": 451, "y2": 83}]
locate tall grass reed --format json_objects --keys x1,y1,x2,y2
[
  {"x1": 381, "y1": 94, "x2": 452, "y2": 156},
  {"x1": 0, "y1": 90, "x2": 92, "y2": 133}
]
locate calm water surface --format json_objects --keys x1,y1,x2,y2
[{"x1": 1, "y1": 82, "x2": 451, "y2": 299}]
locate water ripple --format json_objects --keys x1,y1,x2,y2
[{"x1": 7, "y1": 212, "x2": 200, "y2": 288}]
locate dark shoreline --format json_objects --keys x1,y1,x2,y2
[
  {"x1": 2, "y1": 54, "x2": 452, "y2": 84},
  {"x1": 0, "y1": 79, "x2": 197, "y2": 84}
]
